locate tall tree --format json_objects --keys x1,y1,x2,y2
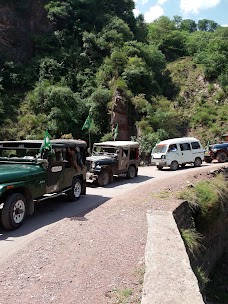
[{"x1": 198, "y1": 19, "x2": 219, "y2": 32}]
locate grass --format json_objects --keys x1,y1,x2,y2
[
  {"x1": 196, "y1": 266, "x2": 210, "y2": 285},
  {"x1": 179, "y1": 173, "x2": 228, "y2": 229},
  {"x1": 181, "y1": 228, "x2": 205, "y2": 256},
  {"x1": 108, "y1": 267, "x2": 145, "y2": 304}
]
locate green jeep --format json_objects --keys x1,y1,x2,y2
[{"x1": 0, "y1": 139, "x2": 87, "y2": 230}]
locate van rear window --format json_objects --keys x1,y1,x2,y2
[{"x1": 191, "y1": 142, "x2": 201, "y2": 149}]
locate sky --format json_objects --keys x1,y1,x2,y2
[{"x1": 133, "y1": 0, "x2": 228, "y2": 26}]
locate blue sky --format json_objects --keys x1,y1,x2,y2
[{"x1": 134, "y1": 0, "x2": 228, "y2": 26}]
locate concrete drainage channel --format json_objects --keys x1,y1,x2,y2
[{"x1": 141, "y1": 210, "x2": 204, "y2": 304}]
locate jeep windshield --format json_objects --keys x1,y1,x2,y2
[
  {"x1": 92, "y1": 146, "x2": 118, "y2": 155},
  {"x1": 0, "y1": 148, "x2": 39, "y2": 162},
  {"x1": 152, "y1": 144, "x2": 168, "y2": 153}
]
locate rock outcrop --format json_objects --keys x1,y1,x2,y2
[{"x1": 0, "y1": 0, "x2": 51, "y2": 62}]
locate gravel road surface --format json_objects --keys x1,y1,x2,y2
[{"x1": 0, "y1": 162, "x2": 226, "y2": 304}]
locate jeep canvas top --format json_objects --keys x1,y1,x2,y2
[
  {"x1": 86, "y1": 141, "x2": 139, "y2": 186},
  {"x1": 0, "y1": 139, "x2": 87, "y2": 230}
]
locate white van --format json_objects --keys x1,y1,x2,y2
[{"x1": 151, "y1": 137, "x2": 204, "y2": 170}]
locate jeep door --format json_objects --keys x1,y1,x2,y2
[
  {"x1": 47, "y1": 161, "x2": 66, "y2": 193},
  {"x1": 118, "y1": 147, "x2": 129, "y2": 172}
]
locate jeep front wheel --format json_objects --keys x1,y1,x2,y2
[
  {"x1": 67, "y1": 178, "x2": 82, "y2": 201},
  {"x1": 1, "y1": 193, "x2": 26, "y2": 230},
  {"x1": 217, "y1": 152, "x2": 227, "y2": 163},
  {"x1": 127, "y1": 165, "x2": 136, "y2": 179},
  {"x1": 97, "y1": 170, "x2": 109, "y2": 187}
]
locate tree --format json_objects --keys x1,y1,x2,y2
[
  {"x1": 198, "y1": 19, "x2": 219, "y2": 32},
  {"x1": 148, "y1": 16, "x2": 187, "y2": 61},
  {"x1": 180, "y1": 19, "x2": 197, "y2": 33}
]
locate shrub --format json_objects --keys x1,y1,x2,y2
[
  {"x1": 181, "y1": 228, "x2": 205, "y2": 256},
  {"x1": 179, "y1": 174, "x2": 228, "y2": 229}
]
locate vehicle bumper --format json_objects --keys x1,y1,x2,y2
[
  {"x1": 86, "y1": 172, "x2": 98, "y2": 183},
  {"x1": 151, "y1": 160, "x2": 167, "y2": 166}
]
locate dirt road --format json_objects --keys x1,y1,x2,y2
[{"x1": 0, "y1": 162, "x2": 226, "y2": 304}]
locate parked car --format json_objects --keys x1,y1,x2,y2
[
  {"x1": 151, "y1": 137, "x2": 204, "y2": 170},
  {"x1": 0, "y1": 139, "x2": 87, "y2": 230},
  {"x1": 86, "y1": 141, "x2": 139, "y2": 186},
  {"x1": 204, "y1": 143, "x2": 228, "y2": 163},
  {"x1": 204, "y1": 145, "x2": 213, "y2": 163}
]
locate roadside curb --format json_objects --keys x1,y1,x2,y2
[{"x1": 141, "y1": 210, "x2": 204, "y2": 304}]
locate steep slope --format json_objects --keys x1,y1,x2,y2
[{"x1": 168, "y1": 57, "x2": 228, "y2": 143}]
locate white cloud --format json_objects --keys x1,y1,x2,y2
[
  {"x1": 133, "y1": 8, "x2": 140, "y2": 17},
  {"x1": 180, "y1": 0, "x2": 221, "y2": 15},
  {"x1": 157, "y1": 0, "x2": 168, "y2": 5},
  {"x1": 144, "y1": 5, "x2": 164, "y2": 23},
  {"x1": 221, "y1": 24, "x2": 228, "y2": 27}
]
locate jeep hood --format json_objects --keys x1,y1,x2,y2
[
  {"x1": 86, "y1": 155, "x2": 117, "y2": 165},
  {"x1": 0, "y1": 163, "x2": 44, "y2": 183}
]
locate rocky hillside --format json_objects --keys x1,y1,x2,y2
[
  {"x1": 168, "y1": 57, "x2": 228, "y2": 143},
  {"x1": 0, "y1": 0, "x2": 51, "y2": 62}
]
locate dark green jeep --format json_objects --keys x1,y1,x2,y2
[{"x1": 0, "y1": 139, "x2": 87, "y2": 230}]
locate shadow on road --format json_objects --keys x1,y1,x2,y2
[
  {"x1": 0, "y1": 172, "x2": 155, "y2": 239},
  {"x1": 0, "y1": 193, "x2": 110, "y2": 239},
  {"x1": 87, "y1": 173, "x2": 153, "y2": 189}
]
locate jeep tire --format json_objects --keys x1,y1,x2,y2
[
  {"x1": 204, "y1": 158, "x2": 212, "y2": 163},
  {"x1": 97, "y1": 170, "x2": 110, "y2": 187},
  {"x1": 127, "y1": 165, "x2": 136, "y2": 179},
  {"x1": 67, "y1": 178, "x2": 82, "y2": 201},
  {"x1": 1, "y1": 193, "x2": 26, "y2": 230},
  {"x1": 157, "y1": 165, "x2": 163, "y2": 170},
  {"x1": 217, "y1": 152, "x2": 227, "y2": 163}
]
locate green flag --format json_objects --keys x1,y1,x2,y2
[
  {"x1": 114, "y1": 123, "x2": 118, "y2": 140},
  {"x1": 82, "y1": 114, "x2": 92, "y2": 130},
  {"x1": 40, "y1": 130, "x2": 52, "y2": 152}
]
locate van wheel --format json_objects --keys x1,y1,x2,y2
[
  {"x1": 127, "y1": 165, "x2": 136, "y2": 179},
  {"x1": 194, "y1": 157, "x2": 202, "y2": 167},
  {"x1": 157, "y1": 165, "x2": 163, "y2": 170},
  {"x1": 98, "y1": 170, "x2": 109, "y2": 186},
  {"x1": 170, "y1": 161, "x2": 178, "y2": 171},
  {"x1": 1, "y1": 193, "x2": 26, "y2": 230},
  {"x1": 67, "y1": 178, "x2": 82, "y2": 201},
  {"x1": 217, "y1": 152, "x2": 227, "y2": 163}
]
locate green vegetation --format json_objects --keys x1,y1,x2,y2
[
  {"x1": 181, "y1": 228, "x2": 205, "y2": 256},
  {"x1": 179, "y1": 174, "x2": 228, "y2": 229},
  {"x1": 0, "y1": 1, "x2": 227, "y2": 150},
  {"x1": 179, "y1": 173, "x2": 228, "y2": 290},
  {"x1": 108, "y1": 267, "x2": 144, "y2": 303}
]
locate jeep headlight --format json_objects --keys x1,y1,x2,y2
[
  {"x1": 161, "y1": 155, "x2": 166, "y2": 159},
  {"x1": 212, "y1": 148, "x2": 217, "y2": 152},
  {"x1": 92, "y1": 162, "x2": 96, "y2": 169}
]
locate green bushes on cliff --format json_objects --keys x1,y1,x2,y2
[{"x1": 0, "y1": 1, "x2": 227, "y2": 147}]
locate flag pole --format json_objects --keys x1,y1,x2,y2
[{"x1": 89, "y1": 129, "x2": 91, "y2": 156}]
